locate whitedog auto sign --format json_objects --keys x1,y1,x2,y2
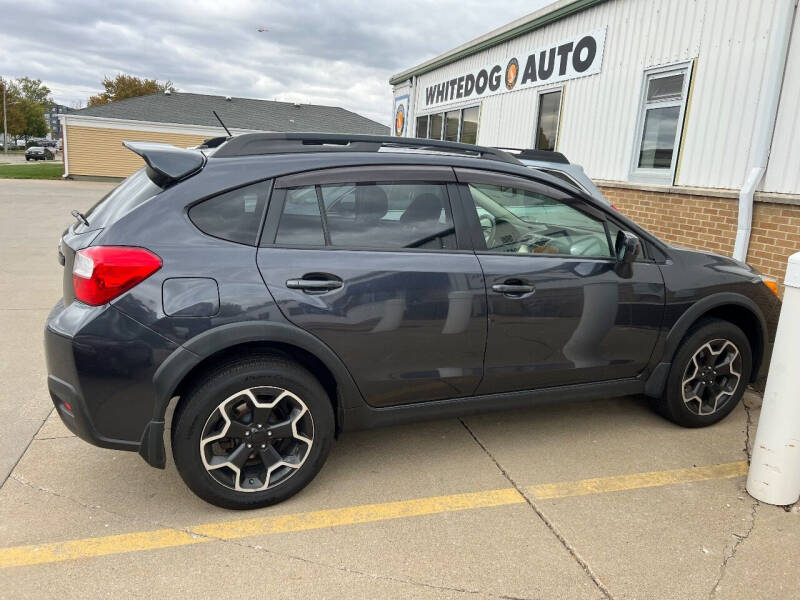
[{"x1": 423, "y1": 28, "x2": 606, "y2": 109}]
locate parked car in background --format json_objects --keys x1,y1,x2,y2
[
  {"x1": 497, "y1": 148, "x2": 611, "y2": 207},
  {"x1": 25, "y1": 146, "x2": 55, "y2": 161},
  {"x1": 45, "y1": 133, "x2": 780, "y2": 509}
]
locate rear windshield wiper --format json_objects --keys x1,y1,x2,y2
[{"x1": 71, "y1": 209, "x2": 89, "y2": 227}]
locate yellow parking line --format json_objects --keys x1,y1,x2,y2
[
  {"x1": 529, "y1": 461, "x2": 748, "y2": 500},
  {"x1": 0, "y1": 461, "x2": 747, "y2": 569}
]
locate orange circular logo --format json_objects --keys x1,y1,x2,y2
[
  {"x1": 395, "y1": 104, "x2": 406, "y2": 136},
  {"x1": 505, "y1": 58, "x2": 519, "y2": 90}
]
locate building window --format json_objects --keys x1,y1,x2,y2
[
  {"x1": 632, "y1": 62, "x2": 692, "y2": 183},
  {"x1": 429, "y1": 113, "x2": 444, "y2": 140},
  {"x1": 415, "y1": 115, "x2": 428, "y2": 138},
  {"x1": 535, "y1": 89, "x2": 562, "y2": 151},
  {"x1": 460, "y1": 106, "x2": 479, "y2": 144},
  {"x1": 444, "y1": 110, "x2": 460, "y2": 141},
  {"x1": 418, "y1": 106, "x2": 480, "y2": 144}
]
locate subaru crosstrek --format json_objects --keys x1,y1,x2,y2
[{"x1": 45, "y1": 133, "x2": 781, "y2": 509}]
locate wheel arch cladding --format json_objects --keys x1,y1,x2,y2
[
  {"x1": 666, "y1": 294, "x2": 766, "y2": 382},
  {"x1": 153, "y1": 321, "x2": 366, "y2": 430}
]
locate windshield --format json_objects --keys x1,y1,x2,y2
[{"x1": 76, "y1": 168, "x2": 162, "y2": 232}]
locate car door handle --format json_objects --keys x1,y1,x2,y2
[
  {"x1": 286, "y1": 277, "x2": 343, "y2": 291},
  {"x1": 491, "y1": 283, "x2": 535, "y2": 295}
]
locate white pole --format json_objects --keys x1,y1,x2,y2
[
  {"x1": 746, "y1": 252, "x2": 800, "y2": 505},
  {"x1": 2, "y1": 80, "x2": 7, "y2": 155}
]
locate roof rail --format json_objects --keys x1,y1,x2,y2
[
  {"x1": 212, "y1": 132, "x2": 522, "y2": 165},
  {"x1": 494, "y1": 147, "x2": 570, "y2": 164}
]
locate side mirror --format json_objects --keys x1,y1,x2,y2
[{"x1": 615, "y1": 230, "x2": 641, "y2": 267}]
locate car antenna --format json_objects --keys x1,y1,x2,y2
[
  {"x1": 213, "y1": 110, "x2": 232, "y2": 136},
  {"x1": 71, "y1": 209, "x2": 89, "y2": 227}
]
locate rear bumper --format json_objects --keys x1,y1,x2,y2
[{"x1": 44, "y1": 300, "x2": 179, "y2": 467}]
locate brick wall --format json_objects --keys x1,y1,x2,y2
[{"x1": 599, "y1": 185, "x2": 800, "y2": 288}]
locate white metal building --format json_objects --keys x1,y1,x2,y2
[
  {"x1": 390, "y1": 0, "x2": 799, "y2": 282},
  {"x1": 392, "y1": 0, "x2": 798, "y2": 194}
]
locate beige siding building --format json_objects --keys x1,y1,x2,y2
[{"x1": 61, "y1": 92, "x2": 389, "y2": 180}]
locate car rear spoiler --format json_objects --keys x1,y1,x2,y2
[{"x1": 122, "y1": 141, "x2": 206, "y2": 187}]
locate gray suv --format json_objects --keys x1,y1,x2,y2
[
  {"x1": 45, "y1": 133, "x2": 780, "y2": 509},
  {"x1": 497, "y1": 148, "x2": 610, "y2": 206}
]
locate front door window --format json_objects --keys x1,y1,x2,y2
[{"x1": 466, "y1": 182, "x2": 613, "y2": 258}]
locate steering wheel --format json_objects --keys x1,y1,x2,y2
[
  {"x1": 569, "y1": 236, "x2": 607, "y2": 257},
  {"x1": 479, "y1": 212, "x2": 496, "y2": 248}
]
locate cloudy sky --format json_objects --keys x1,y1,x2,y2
[{"x1": 1, "y1": 0, "x2": 551, "y2": 125}]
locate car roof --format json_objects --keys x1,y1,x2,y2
[{"x1": 203, "y1": 147, "x2": 601, "y2": 207}]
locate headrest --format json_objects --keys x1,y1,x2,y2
[
  {"x1": 401, "y1": 193, "x2": 443, "y2": 226},
  {"x1": 355, "y1": 186, "x2": 388, "y2": 223}
]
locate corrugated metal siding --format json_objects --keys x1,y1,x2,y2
[
  {"x1": 677, "y1": 0, "x2": 777, "y2": 189},
  {"x1": 66, "y1": 125, "x2": 207, "y2": 178},
  {"x1": 763, "y1": 11, "x2": 800, "y2": 194},
  {"x1": 405, "y1": 0, "x2": 792, "y2": 192}
]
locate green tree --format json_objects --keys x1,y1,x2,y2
[
  {"x1": 17, "y1": 77, "x2": 52, "y2": 105},
  {"x1": 20, "y1": 100, "x2": 48, "y2": 138},
  {"x1": 13, "y1": 77, "x2": 51, "y2": 139},
  {"x1": 1, "y1": 79, "x2": 33, "y2": 144},
  {"x1": 88, "y1": 74, "x2": 175, "y2": 106}
]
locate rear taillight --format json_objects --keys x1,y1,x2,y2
[{"x1": 73, "y1": 246, "x2": 162, "y2": 306}]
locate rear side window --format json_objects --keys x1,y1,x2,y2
[
  {"x1": 78, "y1": 168, "x2": 162, "y2": 232},
  {"x1": 273, "y1": 182, "x2": 456, "y2": 250},
  {"x1": 189, "y1": 182, "x2": 268, "y2": 245}
]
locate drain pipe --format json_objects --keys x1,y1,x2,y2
[{"x1": 732, "y1": 0, "x2": 797, "y2": 262}]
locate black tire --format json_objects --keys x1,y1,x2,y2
[
  {"x1": 172, "y1": 355, "x2": 334, "y2": 509},
  {"x1": 652, "y1": 318, "x2": 752, "y2": 427}
]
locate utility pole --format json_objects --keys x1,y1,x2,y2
[{"x1": 2, "y1": 79, "x2": 7, "y2": 155}]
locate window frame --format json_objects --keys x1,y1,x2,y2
[
  {"x1": 263, "y1": 165, "x2": 471, "y2": 253},
  {"x1": 533, "y1": 87, "x2": 564, "y2": 151},
  {"x1": 630, "y1": 60, "x2": 693, "y2": 185},
  {"x1": 415, "y1": 104, "x2": 481, "y2": 144}
]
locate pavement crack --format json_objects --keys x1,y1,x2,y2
[
  {"x1": 213, "y1": 537, "x2": 523, "y2": 598},
  {"x1": 709, "y1": 497, "x2": 758, "y2": 598},
  {"x1": 9, "y1": 472, "x2": 139, "y2": 525},
  {"x1": 742, "y1": 395, "x2": 756, "y2": 463},
  {"x1": 1, "y1": 410, "x2": 52, "y2": 490},
  {"x1": 458, "y1": 418, "x2": 615, "y2": 600}
]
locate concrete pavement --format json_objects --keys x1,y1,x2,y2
[{"x1": 1, "y1": 178, "x2": 798, "y2": 599}]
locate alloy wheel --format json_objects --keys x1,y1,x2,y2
[
  {"x1": 681, "y1": 339, "x2": 742, "y2": 416},
  {"x1": 200, "y1": 386, "x2": 314, "y2": 492}
]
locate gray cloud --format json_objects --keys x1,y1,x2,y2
[{"x1": 0, "y1": 0, "x2": 550, "y2": 125}]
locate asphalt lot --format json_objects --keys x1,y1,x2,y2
[
  {"x1": 0, "y1": 151, "x2": 60, "y2": 165},
  {"x1": 1, "y1": 178, "x2": 798, "y2": 599}
]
